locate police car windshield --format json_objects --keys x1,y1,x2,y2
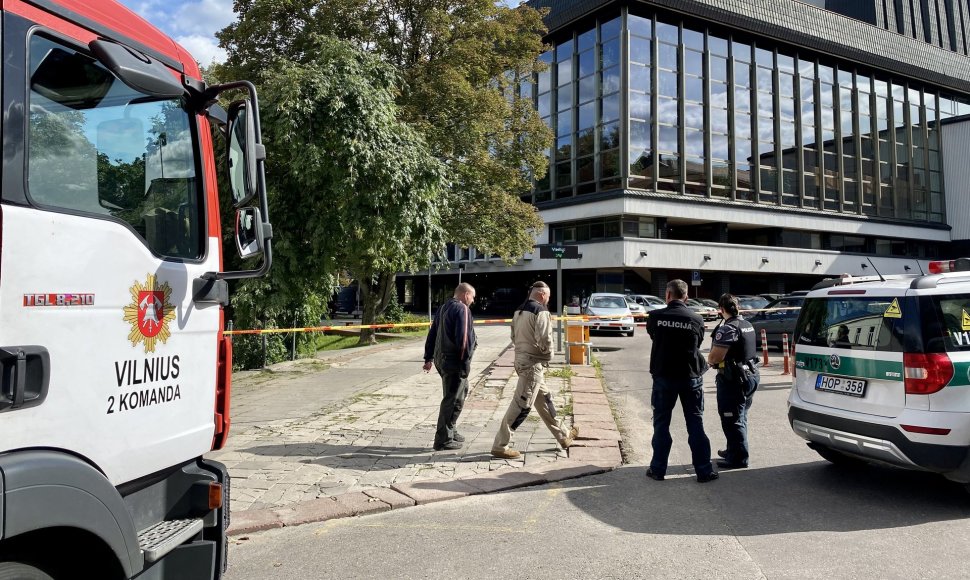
[{"x1": 590, "y1": 297, "x2": 627, "y2": 309}]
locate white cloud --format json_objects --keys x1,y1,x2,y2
[
  {"x1": 120, "y1": 0, "x2": 234, "y2": 65},
  {"x1": 175, "y1": 34, "x2": 226, "y2": 67}
]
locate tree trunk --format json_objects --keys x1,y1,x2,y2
[{"x1": 357, "y1": 270, "x2": 397, "y2": 345}]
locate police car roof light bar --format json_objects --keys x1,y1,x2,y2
[{"x1": 928, "y1": 258, "x2": 970, "y2": 274}]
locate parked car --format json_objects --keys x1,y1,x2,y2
[
  {"x1": 583, "y1": 293, "x2": 636, "y2": 336},
  {"x1": 749, "y1": 293, "x2": 807, "y2": 349},
  {"x1": 627, "y1": 293, "x2": 666, "y2": 312},
  {"x1": 686, "y1": 298, "x2": 719, "y2": 321},
  {"x1": 738, "y1": 295, "x2": 770, "y2": 314},
  {"x1": 697, "y1": 297, "x2": 719, "y2": 309},
  {"x1": 759, "y1": 293, "x2": 783, "y2": 302},
  {"x1": 624, "y1": 295, "x2": 648, "y2": 321},
  {"x1": 788, "y1": 260, "x2": 970, "y2": 488}
]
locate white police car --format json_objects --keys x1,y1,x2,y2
[{"x1": 788, "y1": 259, "x2": 970, "y2": 489}]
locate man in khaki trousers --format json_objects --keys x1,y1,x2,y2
[{"x1": 491, "y1": 282, "x2": 578, "y2": 459}]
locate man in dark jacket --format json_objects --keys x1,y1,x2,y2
[
  {"x1": 707, "y1": 293, "x2": 760, "y2": 469},
  {"x1": 645, "y1": 279, "x2": 718, "y2": 483},
  {"x1": 423, "y1": 283, "x2": 477, "y2": 451}
]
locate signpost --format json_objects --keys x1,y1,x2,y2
[
  {"x1": 691, "y1": 270, "x2": 702, "y2": 298},
  {"x1": 538, "y1": 244, "x2": 580, "y2": 352}
]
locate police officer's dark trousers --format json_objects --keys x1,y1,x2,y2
[
  {"x1": 715, "y1": 367, "x2": 759, "y2": 465},
  {"x1": 434, "y1": 363, "x2": 468, "y2": 447},
  {"x1": 650, "y1": 375, "x2": 715, "y2": 477}
]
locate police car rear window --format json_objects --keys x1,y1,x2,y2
[
  {"x1": 919, "y1": 294, "x2": 970, "y2": 353},
  {"x1": 794, "y1": 297, "x2": 904, "y2": 352}
]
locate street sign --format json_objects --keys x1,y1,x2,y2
[
  {"x1": 691, "y1": 270, "x2": 702, "y2": 286},
  {"x1": 539, "y1": 245, "x2": 580, "y2": 260}
]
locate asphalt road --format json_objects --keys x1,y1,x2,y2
[{"x1": 224, "y1": 325, "x2": 970, "y2": 579}]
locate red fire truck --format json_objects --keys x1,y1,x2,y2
[{"x1": 0, "y1": 1, "x2": 272, "y2": 578}]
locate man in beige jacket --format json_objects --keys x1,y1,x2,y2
[{"x1": 491, "y1": 281, "x2": 578, "y2": 459}]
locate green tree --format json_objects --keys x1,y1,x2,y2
[
  {"x1": 238, "y1": 36, "x2": 446, "y2": 346},
  {"x1": 216, "y1": 0, "x2": 551, "y2": 344}
]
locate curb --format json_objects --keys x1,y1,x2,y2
[{"x1": 227, "y1": 356, "x2": 624, "y2": 537}]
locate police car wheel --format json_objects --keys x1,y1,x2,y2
[{"x1": 809, "y1": 443, "x2": 867, "y2": 468}]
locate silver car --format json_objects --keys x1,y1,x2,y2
[{"x1": 583, "y1": 293, "x2": 636, "y2": 337}]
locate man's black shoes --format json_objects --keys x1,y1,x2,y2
[
  {"x1": 645, "y1": 468, "x2": 664, "y2": 481},
  {"x1": 452, "y1": 432, "x2": 465, "y2": 443},
  {"x1": 696, "y1": 471, "x2": 720, "y2": 483},
  {"x1": 716, "y1": 449, "x2": 728, "y2": 459},
  {"x1": 715, "y1": 459, "x2": 748, "y2": 470},
  {"x1": 433, "y1": 441, "x2": 462, "y2": 451}
]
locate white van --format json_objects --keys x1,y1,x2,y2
[{"x1": 788, "y1": 259, "x2": 970, "y2": 489}]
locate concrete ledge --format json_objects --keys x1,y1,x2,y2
[
  {"x1": 391, "y1": 479, "x2": 479, "y2": 505},
  {"x1": 569, "y1": 439, "x2": 621, "y2": 448},
  {"x1": 335, "y1": 491, "x2": 393, "y2": 516},
  {"x1": 575, "y1": 428, "x2": 623, "y2": 441},
  {"x1": 274, "y1": 497, "x2": 350, "y2": 527},
  {"x1": 459, "y1": 469, "x2": 548, "y2": 494},
  {"x1": 571, "y1": 392, "x2": 610, "y2": 405},
  {"x1": 363, "y1": 488, "x2": 416, "y2": 509},
  {"x1": 568, "y1": 445, "x2": 623, "y2": 465},
  {"x1": 228, "y1": 509, "x2": 284, "y2": 535},
  {"x1": 529, "y1": 460, "x2": 616, "y2": 482},
  {"x1": 574, "y1": 420, "x2": 620, "y2": 431}
]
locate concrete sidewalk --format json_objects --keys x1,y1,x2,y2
[{"x1": 209, "y1": 325, "x2": 622, "y2": 535}]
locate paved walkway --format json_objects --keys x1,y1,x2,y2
[{"x1": 210, "y1": 325, "x2": 622, "y2": 534}]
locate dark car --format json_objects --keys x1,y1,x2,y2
[
  {"x1": 749, "y1": 293, "x2": 807, "y2": 349},
  {"x1": 737, "y1": 295, "x2": 770, "y2": 314}
]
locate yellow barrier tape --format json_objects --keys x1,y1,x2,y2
[{"x1": 222, "y1": 306, "x2": 801, "y2": 336}]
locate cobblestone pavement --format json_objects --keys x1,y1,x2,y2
[{"x1": 209, "y1": 326, "x2": 581, "y2": 513}]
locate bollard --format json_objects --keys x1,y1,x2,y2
[
  {"x1": 782, "y1": 333, "x2": 790, "y2": 375},
  {"x1": 760, "y1": 328, "x2": 770, "y2": 367}
]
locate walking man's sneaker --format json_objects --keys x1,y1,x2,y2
[
  {"x1": 715, "y1": 459, "x2": 748, "y2": 470},
  {"x1": 491, "y1": 448, "x2": 521, "y2": 459},
  {"x1": 560, "y1": 426, "x2": 580, "y2": 449},
  {"x1": 453, "y1": 432, "x2": 466, "y2": 443},
  {"x1": 645, "y1": 468, "x2": 664, "y2": 481}
]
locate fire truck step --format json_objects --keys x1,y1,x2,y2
[{"x1": 138, "y1": 518, "x2": 205, "y2": 563}]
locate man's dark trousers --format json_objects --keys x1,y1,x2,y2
[
  {"x1": 435, "y1": 366, "x2": 468, "y2": 446},
  {"x1": 649, "y1": 375, "x2": 715, "y2": 477}
]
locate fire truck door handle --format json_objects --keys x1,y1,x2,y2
[
  {"x1": 13, "y1": 350, "x2": 27, "y2": 407},
  {"x1": 0, "y1": 346, "x2": 50, "y2": 412}
]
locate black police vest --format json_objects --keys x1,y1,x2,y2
[{"x1": 725, "y1": 317, "x2": 757, "y2": 363}]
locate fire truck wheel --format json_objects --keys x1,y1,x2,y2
[{"x1": 0, "y1": 562, "x2": 54, "y2": 580}]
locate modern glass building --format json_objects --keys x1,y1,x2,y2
[{"x1": 401, "y1": 0, "x2": 970, "y2": 312}]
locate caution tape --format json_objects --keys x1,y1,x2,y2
[
  {"x1": 225, "y1": 314, "x2": 627, "y2": 336},
  {"x1": 223, "y1": 307, "x2": 802, "y2": 336}
]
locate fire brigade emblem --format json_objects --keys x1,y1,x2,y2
[{"x1": 123, "y1": 274, "x2": 176, "y2": 353}]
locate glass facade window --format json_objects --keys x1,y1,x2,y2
[
  {"x1": 528, "y1": 8, "x2": 948, "y2": 228},
  {"x1": 550, "y1": 215, "x2": 654, "y2": 243}
]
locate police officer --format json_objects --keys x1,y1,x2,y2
[
  {"x1": 645, "y1": 280, "x2": 718, "y2": 483},
  {"x1": 707, "y1": 293, "x2": 760, "y2": 469}
]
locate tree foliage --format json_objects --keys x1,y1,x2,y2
[
  {"x1": 214, "y1": 0, "x2": 551, "y2": 349},
  {"x1": 217, "y1": 0, "x2": 551, "y2": 261}
]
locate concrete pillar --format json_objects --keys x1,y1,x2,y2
[
  {"x1": 652, "y1": 270, "x2": 669, "y2": 297},
  {"x1": 715, "y1": 272, "x2": 731, "y2": 297},
  {"x1": 714, "y1": 223, "x2": 729, "y2": 243}
]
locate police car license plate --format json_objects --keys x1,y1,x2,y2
[{"x1": 815, "y1": 374, "x2": 867, "y2": 397}]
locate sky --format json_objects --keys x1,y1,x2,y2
[
  {"x1": 117, "y1": 0, "x2": 235, "y2": 66},
  {"x1": 118, "y1": 0, "x2": 527, "y2": 67}
]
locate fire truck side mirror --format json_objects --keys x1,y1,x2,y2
[
  {"x1": 226, "y1": 100, "x2": 263, "y2": 208},
  {"x1": 235, "y1": 207, "x2": 264, "y2": 259}
]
